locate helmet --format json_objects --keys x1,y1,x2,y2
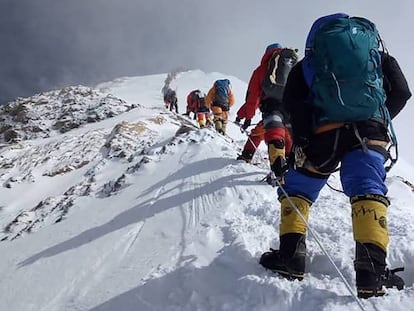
[{"x1": 265, "y1": 43, "x2": 282, "y2": 52}]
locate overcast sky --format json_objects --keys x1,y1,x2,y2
[{"x1": 1, "y1": 0, "x2": 413, "y2": 106}]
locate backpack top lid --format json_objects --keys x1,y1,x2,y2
[
  {"x1": 215, "y1": 79, "x2": 230, "y2": 87},
  {"x1": 214, "y1": 79, "x2": 231, "y2": 92},
  {"x1": 265, "y1": 43, "x2": 282, "y2": 53},
  {"x1": 305, "y1": 13, "x2": 349, "y2": 55},
  {"x1": 303, "y1": 13, "x2": 349, "y2": 86}
]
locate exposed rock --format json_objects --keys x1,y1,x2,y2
[{"x1": 0, "y1": 85, "x2": 139, "y2": 144}]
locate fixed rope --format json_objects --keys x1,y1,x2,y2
[
  {"x1": 276, "y1": 178, "x2": 367, "y2": 311},
  {"x1": 235, "y1": 122, "x2": 267, "y2": 165}
]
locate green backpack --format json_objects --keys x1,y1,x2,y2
[{"x1": 303, "y1": 14, "x2": 387, "y2": 126}]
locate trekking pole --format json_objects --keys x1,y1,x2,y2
[{"x1": 275, "y1": 178, "x2": 366, "y2": 311}]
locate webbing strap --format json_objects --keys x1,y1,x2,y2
[{"x1": 352, "y1": 123, "x2": 369, "y2": 153}]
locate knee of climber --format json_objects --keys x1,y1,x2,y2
[
  {"x1": 351, "y1": 194, "x2": 390, "y2": 252},
  {"x1": 279, "y1": 195, "x2": 311, "y2": 235},
  {"x1": 264, "y1": 128, "x2": 285, "y2": 144}
]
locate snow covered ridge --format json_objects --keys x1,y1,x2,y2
[
  {"x1": 0, "y1": 109, "x2": 204, "y2": 241},
  {"x1": 0, "y1": 85, "x2": 137, "y2": 144},
  {"x1": 2, "y1": 70, "x2": 414, "y2": 311}
]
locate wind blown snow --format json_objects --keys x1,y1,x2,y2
[{"x1": 0, "y1": 70, "x2": 414, "y2": 311}]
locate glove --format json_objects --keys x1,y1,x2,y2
[
  {"x1": 265, "y1": 172, "x2": 282, "y2": 187},
  {"x1": 291, "y1": 145, "x2": 307, "y2": 168},
  {"x1": 242, "y1": 119, "x2": 251, "y2": 130},
  {"x1": 235, "y1": 117, "x2": 242, "y2": 125},
  {"x1": 271, "y1": 156, "x2": 288, "y2": 179}
]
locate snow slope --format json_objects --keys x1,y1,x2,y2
[{"x1": 0, "y1": 70, "x2": 414, "y2": 311}]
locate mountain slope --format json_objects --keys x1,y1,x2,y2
[{"x1": 1, "y1": 70, "x2": 414, "y2": 311}]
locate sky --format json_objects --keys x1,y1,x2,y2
[
  {"x1": 1, "y1": 0, "x2": 413, "y2": 162},
  {"x1": 1, "y1": 0, "x2": 414, "y2": 103},
  {"x1": 1, "y1": 70, "x2": 414, "y2": 311}
]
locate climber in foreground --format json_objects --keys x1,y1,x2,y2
[{"x1": 259, "y1": 13, "x2": 411, "y2": 299}]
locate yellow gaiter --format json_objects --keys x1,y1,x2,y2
[
  {"x1": 351, "y1": 195, "x2": 390, "y2": 252},
  {"x1": 279, "y1": 196, "x2": 311, "y2": 236},
  {"x1": 268, "y1": 142, "x2": 285, "y2": 167}
]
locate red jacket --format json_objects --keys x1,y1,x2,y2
[
  {"x1": 236, "y1": 47, "x2": 283, "y2": 120},
  {"x1": 186, "y1": 92, "x2": 199, "y2": 113}
]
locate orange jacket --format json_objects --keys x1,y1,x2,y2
[
  {"x1": 205, "y1": 82, "x2": 235, "y2": 109},
  {"x1": 236, "y1": 47, "x2": 283, "y2": 120}
]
